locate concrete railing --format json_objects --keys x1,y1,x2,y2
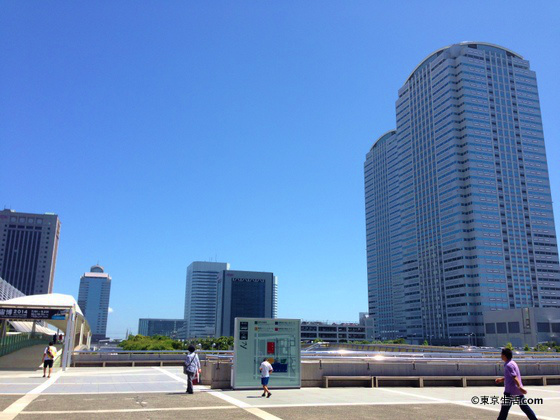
[{"x1": 200, "y1": 358, "x2": 560, "y2": 389}]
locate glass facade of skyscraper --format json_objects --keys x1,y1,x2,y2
[
  {"x1": 78, "y1": 265, "x2": 112, "y2": 342},
  {"x1": 365, "y1": 42, "x2": 559, "y2": 345},
  {"x1": 183, "y1": 261, "x2": 230, "y2": 339}
]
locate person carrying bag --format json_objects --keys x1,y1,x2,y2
[{"x1": 183, "y1": 345, "x2": 201, "y2": 394}]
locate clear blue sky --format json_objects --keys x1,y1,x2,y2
[{"x1": 1, "y1": 2, "x2": 559, "y2": 338}]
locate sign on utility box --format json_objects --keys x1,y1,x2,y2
[{"x1": 232, "y1": 318, "x2": 301, "y2": 390}]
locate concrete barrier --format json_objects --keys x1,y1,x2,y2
[{"x1": 202, "y1": 359, "x2": 560, "y2": 389}]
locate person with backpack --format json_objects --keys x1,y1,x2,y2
[
  {"x1": 183, "y1": 345, "x2": 201, "y2": 394},
  {"x1": 42, "y1": 341, "x2": 57, "y2": 378}
]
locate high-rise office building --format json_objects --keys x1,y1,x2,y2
[
  {"x1": 183, "y1": 261, "x2": 230, "y2": 339},
  {"x1": 78, "y1": 265, "x2": 112, "y2": 342},
  {"x1": 138, "y1": 318, "x2": 184, "y2": 338},
  {"x1": 216, "y1": 270, "x2": 277, "y2": 337},
  {"x1": 0, "y1": 209, "x2": 61, "y2": 295},
  {"x1": 365, "y1": 42, "x2": 559, "y2": 345}
]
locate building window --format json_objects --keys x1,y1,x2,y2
[
  {"x1": 485, "y1": 323, "x2": 496, "y2": 334},
  {"x1": 537, "y1": 322, "x2": 550, "y2": 333},
  {"x1": 552, "y1": 323, "x2": 560, "y2": 333},
  {"x1": 496, "y1": 323, "x2": 507, "y2": 334},
  {"x1": 508, "y1": 322, "x2": 520, "y2": 333}
]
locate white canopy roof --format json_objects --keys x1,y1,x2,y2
[
  {"x1": 1, "y1": 293, "x2": 84, "y2": 316},
  {"x1": 9, "y1": 321, "x2": 56, "y2": 335}
]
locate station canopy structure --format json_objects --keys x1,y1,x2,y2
[{"x1": 0, "y1": 293, "x2": 91, "y2": 369}]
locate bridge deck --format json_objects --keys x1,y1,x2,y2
[{"x1": 0, "y1": 366, "x2": 558, "y2": 419}]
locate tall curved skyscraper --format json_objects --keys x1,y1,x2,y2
[
  {"x1": 365, "y1": 42, "x2": 559, "y2": 345},
  {"x1": 78, "y1": 265, "x2": 112, "y2": 342}
]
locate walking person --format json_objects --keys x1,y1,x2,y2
[
  {"x1": 260, "y1": 358, "x2": 273, "y2": 398},
  {"x1": 184, "y1": 345, "x2": 201, "y2": 394},
  {"x1": 42, "y1": 341, "x2": 57, "y2": 378},
  {"x1": 495, "y1": 348, "x2": 538, "y2": 420}
]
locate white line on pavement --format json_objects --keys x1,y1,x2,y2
[
  {"x1": 152, "y1": 367, "x2": 282, "y2": 420},
  {"x1": 377, "y1": 388, "x2": 560, "y2": 420},
  {"x1": 47, "y1": 380, "x2": 180, "y2": 385},
  {"x1": 525, "y1": 387, "x2": 560, "y2": 394},
  {"x1": 0, "y1": 371, "x2": 62, "y2": 420},
  {"x1": 14, "y1": 406, "x2": 236, "y2": 415},
  {"x1": 63, "y1": 371, "x2": 163, "y2": 377},
  {"x1": 152, "y1": 366, "x2": 208, "y2": 390}
]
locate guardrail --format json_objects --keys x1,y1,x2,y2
[
  {"x1": 71, "y1": 350, "x2": 233, "y2": 367},
  {"x1": 70, "y1": 347, "x2": 560, "y2": 368},
  {"x1": 311, "y1": 341, "x2": 560, "y2": 357},
  {"x1": 0, "y1": 333, "x2": 50, "y2": 357}
]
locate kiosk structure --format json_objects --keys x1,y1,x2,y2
[
  {"x1": 0, "y1": 293, "x2": 91, "y2": 370},
  {"x1": 232, "y1": 318, "x2": 300, "y2": 389}
]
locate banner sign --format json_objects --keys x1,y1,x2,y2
[{"x1": 0, "y1": 307, "x2": 67, "y2": 320}]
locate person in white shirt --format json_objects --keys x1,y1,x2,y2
[
  {"x1": 42, "y1": 342, "x2": 57, "y2": 378},
  {"x1": 184, "y1": 345, "x2": 201, "y2": 394},
  {"x1": 259, "y1": 358, "x2": 273, "y2": 398}
]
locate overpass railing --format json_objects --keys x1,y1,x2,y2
[
  {"x1": 0, "y1": 333, "x2": 50, "y2": 357},
  {"x1": 71, "y1": 349, "x2": 232, "y2": 367}
]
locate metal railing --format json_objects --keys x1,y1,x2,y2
[
  {"x1": 71, "y1": 349, "x2": 233, "y2": 367},
  {"x1": 69, "y1": 346, "x2": 560, "y2": 367},
  {"x1": 0, "y1": 333, "x2": 49, "y2": 357}
]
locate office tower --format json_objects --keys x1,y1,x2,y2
[
  {"x1": 365, "y1": 130, "x2": 402, "y2": 341},
  {"x1": 78, "y1": 265, "x2": 112, "y2": 342},
  {"x1": 0, "y1": 209, "x2": 60, "y2": 295},
  {"x1": 183, "y1": 261, "x2": 230, "y2": 339},
  {"x1": 365, "y1": 42, "x2": 559, "y2": 345},
  {"x1": 216, "y1": 270, "x2": 276, "y2": 337},
  {"x1": 138, "y1": 318, "x2": 184, "y2": 338}
]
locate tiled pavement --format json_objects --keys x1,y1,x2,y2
[{"x1": 0, "y1": 366, "x2": 558, "y2": 420}]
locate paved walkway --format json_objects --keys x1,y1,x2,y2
[
  {"x1": 0, "y1": 344, "x2": 62, "y2": 371},
  {"x1": 0, "y1": 366, "x2": 558, "y2": 419},
  {"x1": 0, "y1": 345, "x2": 48, "y2": 371}
]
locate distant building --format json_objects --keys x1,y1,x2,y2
[
  {"x1": 301, "y1": 321, "x2": 367, "y2": 343},
  {"x1": 0, "y1": 209, "x2": 61, "y2": 295},
  {"x1": 183, "y1": 261, "x2": 230, "y2": 339},
  {"x1": 138, "y1": 318, "x2": 184, "y2": 338},
  {"x1": 216, "y1": 270, "x2": 277, "y2": 337},
  {"x1": 78, "y1": 265, "x2": 111, "y2": 342},
  {"x1": 359, "y1": 312, "x2": 375, "y2": 341},
  {"x1": 483, "y1": 307, "x2": 560, "y2": 347}
]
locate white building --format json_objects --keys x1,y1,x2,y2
[
  {"x1": 301, "y1": 321, "x2": 367, "y2": 343},
  {"x1": 183, "y1": 261, "x2": 229, "y2": 339}
]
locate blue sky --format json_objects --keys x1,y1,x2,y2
[{"x1": 1, "y1": 1, "x2": 559, "y2": 338}]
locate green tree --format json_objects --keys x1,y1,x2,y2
[
  {"x1": 505, "y1": 342, "x2": 513, "y2": 350},
  {"x1": 422, "y1": 340, "x2": 429, "y2": 346}
]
